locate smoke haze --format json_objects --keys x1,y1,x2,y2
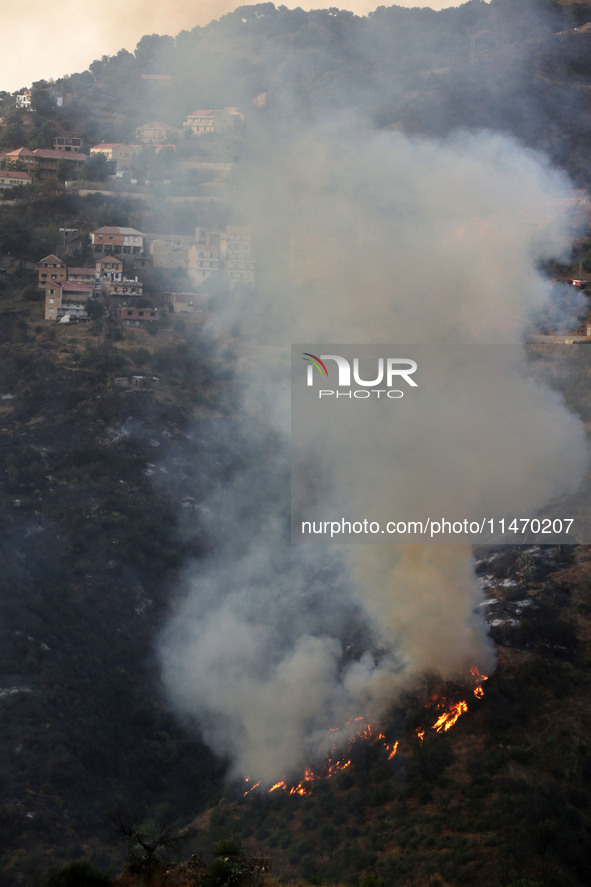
[
  {"x1": 1, "y1": 0, "x2": 469, "y2": 93},
  {"x1": 158, "y1": 120, "x2": 588, "y2": 784}
]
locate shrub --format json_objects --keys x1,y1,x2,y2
[
  {"x1": 41, "y1": 859, "x2": 111, "y2": 887},
  {"x1": 203, "y1": 857, "x2": 244, "y2": 887},
  {"x1": 360, "y1": 874, "x2": 385, "y2": 887},
  {"x1": 213, "y1": 837, "x2": 244, "y2": 858}
]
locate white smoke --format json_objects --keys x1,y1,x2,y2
[{"x1": 158, "y1": 122, "x2": 588, "y2": 784}]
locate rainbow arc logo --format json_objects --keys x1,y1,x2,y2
[{"x1": 302, "y1": 353, "x2": 328, "y2": 377}]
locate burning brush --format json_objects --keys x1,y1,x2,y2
[
  {"x1": 416, "y1": 664, "x2": 488, "y2": 741},
  {"x1": 244, "y1": 666, "x2": 488, "y2": 796}
]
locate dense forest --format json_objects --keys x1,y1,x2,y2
[{"x1": 2, "y1": 0, "x2": 591, "y2": 187}]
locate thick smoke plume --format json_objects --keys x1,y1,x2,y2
[{"x1": 159, "y1": 121, "x2": 588, "y2": 784}]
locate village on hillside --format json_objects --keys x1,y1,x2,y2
[
  {"x1": 0, "y1": 88, "x2": 260, "y2": 330},
  {"x1": 38, "y1": 223, "x2": 254, "y2": 324},
  {"x1": 0, "y1": 93, "x2": 249, "y2": 192}
]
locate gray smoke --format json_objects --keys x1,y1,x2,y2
[{"x1": 158, "y1": 121, "x2": 588, "y2": 784}]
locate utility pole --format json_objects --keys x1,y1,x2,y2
[{"x1": 59, "y1": 226, "x2": 77, "y2": 256}]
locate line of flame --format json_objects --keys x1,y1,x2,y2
[{"x1": 246, "y1": 668, "x2": 488, "y2": 794}]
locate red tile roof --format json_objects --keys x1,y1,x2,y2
[
  {"x1": 96, "y1": 255, "x2": 123, "y2": 263},
  {"x1": 39, "y1": 254, "x2": 65, "y2": 265},
  {"x1": 33, "y1": 148, "x2": 87, "y2": 161},
  {"x1": 93, "y1": 227, "x2": 143, "y2": 236},
  {"x1": 0, "y1": 170, "x2": 32, "y2": 180},
  {"x1": 51, "y1": 281, "x2": 93, "y2": 294},
  {"x1": 62, "y1": 282, "x2": 93, "y2": 294},
  {"x1": 5, "y1": 147, "x2": 35, "y2": 157}
]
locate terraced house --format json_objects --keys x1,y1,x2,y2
[
  {"x1": 3, "y1": 147, "x2": 87, "y2": 178},
  {"x1": 91, "y1": 227, "x2": 144, "y2": 256}
]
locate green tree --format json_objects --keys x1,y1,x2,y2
[
  {"x1": 81, "y1": 152, "x2": 113, "y2": 182},
  {"x1": 57, "y1": 160, "x2": 76, "y2": 182},
  {"x1": 31, "y1": 84, "x2": 56, "y2": 117},
  {"x1": 86, "y1": 299, "x2": 104, "y2": 321}
]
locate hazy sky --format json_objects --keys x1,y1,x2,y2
[{"x1": 2, "y1": 1, "x2": 466, "y2": 93}]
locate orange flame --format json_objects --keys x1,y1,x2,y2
[
  {"x1": 244, "y1": 666, "x2": 486, "y2": 795},
  {"x1": 431, "y1": 700, "x2": 469, "y2": 732},
  {"x1": 470, "y1": 665, "x2": 488, "y2": 699}
]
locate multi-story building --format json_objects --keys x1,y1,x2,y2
[
  {"x1": 182, "y1": 109, "x2": 234, "y2": 135},
  {"x1": 16, "y1": 90, "x2": 32, "y2": 110},
  {"x1": 0, "y1": 169, "x2": 32, "y2": 188},
  {"x1": 4, "y1": 147, "x2": 37, "y2": 172},
  {"x1": 37, "y1": 254, "x2": 67, "y2": 288},
  {"x1": 33, "y1": 148, "x2": 86, "y2": 178},
  {"x1": 148, "y1": 238, "x2": 190, "y2": 270},
  {"x1": 95, "y1": 256, "x2": 123, "y2": 283},
  {"x1": 53, "y1": 136, "x2": 82, "y2": 153},
  {"x1": 67, "y1": 267, "x2": 97, "y2": 291},
  {"x1": 106, "y1": 278, "x2": 143, "y2": 298},
  {"x1": 135, "y1": 121, "x2": 169, "y2": 144},
  {"x1": 188, "y1": 242, "x2": 220, "y2": 285},
  {"x1": 188, "y1": 225, "x2": 255, "y2": 288},
  {"x1": 91, "y1": 227, "x2": 144, "y2": 256},
  {"x1": 3, "y1": 147, "x2": 86, "y2": 178},
  {"x1": 118, "y1": 306, "x2": 159, "y2": 327},
  {"x1": 224, "y1": 254, "x2": 256, "y2": 287},
  {"x1": 89, "y1": 143, "x2": 142, "y2": 166},
  {"x1": 220, "y1": 226, "x2": 255, "y2": 287},
  {"x1": 45, "y1": 281, "x2": 93, "y2": 321},
  {"x1": 183, "y1": 110, "x2": 215, "y2": 134}
]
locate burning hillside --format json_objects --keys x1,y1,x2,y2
[{"x1": 244, "y1": 666, "x2": 488, "y2": 797}]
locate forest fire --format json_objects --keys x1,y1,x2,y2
[
  {"x1": 470, "y1": 665, "x2": 488, "y2": 698},
  {"x1": 416, "y1": 665, "x2": 488, "y2": 742},
  {"x1": 245, "y1": 667, "x2": 487, "y2": 796},
  {"x1": 243, "y1": 720, "x2": 398, "y2": 797},
  {"x1": 431, "y1": 700, "x2": 469, "y2": 733}
]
